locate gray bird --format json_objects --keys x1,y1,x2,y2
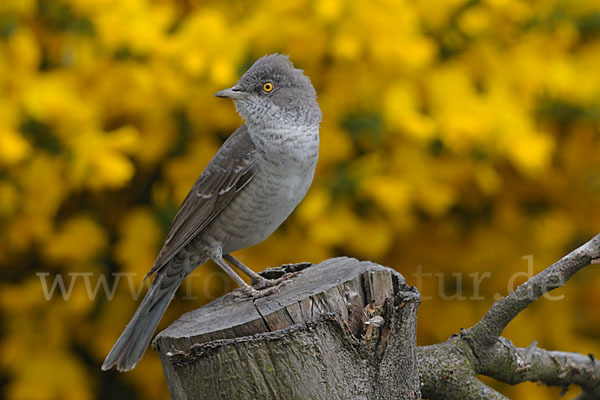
[{"x1": 101, "y1": 54, "x2": 321, "y2": 372}]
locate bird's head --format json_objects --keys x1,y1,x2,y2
[{"x1": 215, "y1": 54, "x2": 322, "y2": 129}]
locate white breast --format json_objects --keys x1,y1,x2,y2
[{"x1": 199, "y1": 124, "x2": 319, "y2": 255}]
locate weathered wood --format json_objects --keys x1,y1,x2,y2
[{"x1": 153, "y1": 257, "x2": 421, "y2": 400}]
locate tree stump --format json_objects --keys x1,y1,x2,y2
[{"x1": 153, "y1": 257, "x2": 421, "y2": 400}]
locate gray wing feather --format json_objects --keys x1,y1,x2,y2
[{"x1": 146, "y1": 125, "x2": 256, "y2": 278}]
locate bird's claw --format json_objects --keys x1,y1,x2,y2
[
  {"x1": 232, "y1": 271, "x2": 301, "y2": 299},
  {"x1": 232, "y1": 284, "x2": 279, "y2": 299},
  {"x1": 251, "y1": 271, "x2": 300, "y2": 289},
  {"x1": 251, "y1": 285, "x2": 280, "y2": 298}
]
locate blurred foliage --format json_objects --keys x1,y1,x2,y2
[{"x1": 1, "y1": 0, "x2": 600, "y2": 398}]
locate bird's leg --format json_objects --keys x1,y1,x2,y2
[
  {"x1": 223, "y1": 254, "x2": 263, "y2": 281},
  {"x1": 224, "y1": 254, "x2": 291, "y2": 290},
  {"x1": 210, "y1": 256, "x2": 258, "y2": 297}
]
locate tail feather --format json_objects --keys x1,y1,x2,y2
[{"x1": 102, "y1": 272, "x2": 182, "y2": 371}]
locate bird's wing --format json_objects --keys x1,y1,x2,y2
[{"x1": 146, "y1": 125, "x2": 256, "y2": 278}]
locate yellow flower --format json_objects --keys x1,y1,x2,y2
[
  {"x1": 458, "y1": 6, "x2": 491, "y2": 36},
  {"x1": 68, "y1": 126, "x2": 140, "y2": 190},
  {"x1": 88, "y1": 150, "x2": 136, "y2": 189},
  {"x1": 0, "y1": 128, "x2": 31, "y2": 165},
  {"x1": 0, "y1": 181, "x2": 18, "y2": 218},
  {"x1": 360, "y1": 175, "x2": 412, "y2": 216},
  {"x1": 314, "y1": 0, "x2": 343, "y2": 21},
  {"x1": 384, "y1": 82, "x2": 436, "y2": 141},
  {"x1": 475, "y1": 166, "x2": 502, "y2": 195},
  {"x1": 0, "y1": 0, "x2": 36, "y2": 15},
  {"x1": 296, "y1": 188, "x2": 330, "y2": 223},
  {"x1": 21, "y1": 74, "x2": 80, "y2": 124},
  {"x1": 415, "y1": 181, "x2": 458, "y2": 217},
  {"x1": 114, "y1": 207, "x2": 161, "y2": 276},
  {"x1": 347, "y1": 217, "x2": 394, "y2": 259},
  {"x1": 507, "y1": 132, "x2": 555, "y2": 176},
  {"x1": 44, "y1": 216, "x2": 108, "y2": 264},
  {"x1": 332, "y1": 31, "x2": 362, "y2": 61}
]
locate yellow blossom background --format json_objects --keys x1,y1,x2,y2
[{"x1": 1, "y1": 0, "x2": 600, "y2": 398}]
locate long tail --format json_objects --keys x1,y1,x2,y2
[{"x1": 101, "y1": 268, "x2": 183, "y2": 372}]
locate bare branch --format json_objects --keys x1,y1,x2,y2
[
  {"x1": 417, "y1": 341, "x2": 508, "y2": 400},
  {"x1": 465, "y1": 335, "x2": 600, "y2": 397},
  {"x1": 419, "y1": 234, "x2": 600, "y2": 399},
  {"x1": 468, "y1": 234, "x2": 600, "y2": 346},
  {"x1": 419, "y1": 334, "x2": 600, "y2": 399}
]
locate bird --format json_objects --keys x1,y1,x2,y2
[{"x1": 101, "y1": 54, "x2": 322, "y2": 372}]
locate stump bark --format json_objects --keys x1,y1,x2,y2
[{"x1": 153, "y1": 257, "x2": 421, "y2": 400}]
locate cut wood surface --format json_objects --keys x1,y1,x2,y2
[{"x1": 153, "y1": 257, "x2": 421, "y2": 400}]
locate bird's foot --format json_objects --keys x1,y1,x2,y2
[
  {"x1": 251, "y1": 285, "x2": 281, "y2": 298},
  {"x1": 233, "y1": 283, "x2": 281, "y2": 299},
  {"x1": 232, "y1": 264, "x2": 309, "y2": 299},
  {"x1": 232, "y1": 272, "x2": 302, "y2": 299},
  {"x1": 251, "y1": 271, "x2": 300, "y2": 290}
]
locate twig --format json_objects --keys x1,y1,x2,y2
[
  {"x1": 418, "y1": 234, "x2": 600, "y2": 399},
  {"x1": 468, "y1": 234, "x2": 600, "y2": 346},
  {"x1": 478, "y1": 338, "x2": 600, "y2": 396}
]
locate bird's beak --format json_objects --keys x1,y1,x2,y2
[{"x1": 214, "y1": 86, "x2": 249, "y2": 99}]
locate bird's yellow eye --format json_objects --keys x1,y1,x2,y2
[{"x1": 263, "y1": 82, "x2": 274, "y2": 92}]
